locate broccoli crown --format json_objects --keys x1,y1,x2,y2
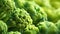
[
  {"x1": 0, "y1": 0, "x2": 15, "y2": 22},
  {"x1": 13, "y1": 8, "x2": 33, "y2": 24},
  {"x1": 23, "y1": 25, "x2": 39, "y2": 34},
  {"x1": 55, "y1": 20, "x2": 60, "y2": 34},
  {"x1": 23, "y1": 1, "x2": 47, "y2": 24},
  {"x1": 12, "y1": 0, "x2": 47, "y2": 24},
  {"x1": 0, "y1": 0, "x2": 60, "y2": 34},
  {"x1": 37, "y1": 21, "x2": 58, "y2": 34},
  {"x1": 0, "y1": 0, "x2": 15, "y2": 10},
  {"x1": 6, "y1": 8, "x2": 33, "y2": 32},
  {"x1": 7, "y1": 31, "x2": 21, "y2": 34},
  {"x1": 0, "y1": 20, "x2": 8, "y2": 34},
  {"x1": 14, "y1": 0, "x2": 26, "y2": 8}
]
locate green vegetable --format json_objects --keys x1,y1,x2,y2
[
  {"x1": 43, "y1": 7, "x2": 60, "y2": 22},
  {"x1": 34, "y1": 0, "x2": 52, "y2": 8},
  {"x1": 12, "y1": 0, "x2": 47, "y2": 25},
  {"x1": 37, "y1": 21, "x2": 58, "y2": 34},
  {"x1": 50, "y1": 0, "x2": 60, "y2": 9},
  {"x1": 0, "y1": 0, "x2": 15, "y2": 22},
  {"x1": 23, "y1": 25, "x2": 39, "y2": 34},
  {"x1": 6, "y1": 8, "x2": 33, "y2": 32},
  {"x1": 0, "y1": 0, "x2": 60, "y2": 34},
  {"x1": 55, "y1": 20, "x2": 60, "y2": 34},
  {"x1": 23, "y1": 1, "x2": 47, "y2": 25},
  {"x1": 0, "y1": 20, "x2": 8, "y2": 34},
  {"x1": 7, "y1": 31, "x2": 21, "y2": 34}
]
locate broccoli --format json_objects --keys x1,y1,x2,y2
[
  {"x1": 6, "y1": 8, "x2": 33, "y2": 32},
  {"x1": 37, "y1": 21, "x2": 58, "y2": 34},
  {"x1": 13, "y1": 0, "x2": 47, "y2": 25},
  {"x1": 0, "y1": 0, "x2": 15, "y2": 10},
  {"x1": 14, "y1": 0, "x2": 26, "y2": 8},
  {"x1": 50, "y1": 0, "x2": 60, "y2": 9},
  {"x1": 55, "y1": 20, "x2": 60, "y2": 34},
  {"x1": 43, "y1": 7, "x2": 60, "y2": 22},
  {"x1": 0, "y1": 20, "x2": 8, "y2": 34},
  {"x1": 0, "y1": 0, "x2": 60, "y2": 34},
  {"x1": 22, "y1": 25, "x2": 39, "y2": 34},
  {"x1": 0, "y1": 0, "x2": 15, "y2": 22},
  {"x1": 23, "y1": 1, "x2": 47, "y2": 25},
  {"x1": 33, "y1": 0, "x2": 52, "y2": 8},
  {"x1": 7, "y1": 31, "x2": 21, "y2": 34}
]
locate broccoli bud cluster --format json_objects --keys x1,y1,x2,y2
[{"x1": 0, "y1": 0, "x2": 60, "y2": 34}]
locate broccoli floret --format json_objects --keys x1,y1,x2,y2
[
  {"x1": 12, "y1": 0, "x2": 47, "y2": 24},
  {"x1": 0, "y1": 0, "x2": 60, "y2": 34},
  {"x1": 0, "y1": 0, "x2": 15, "y2": 11},
  {"x1": 23, "y1": 25, "x2": 39, "y2": 34},
  {"x1": 7, "y1": 31, "x2": 21, "y2": 34},
  {"x1": 0, "y1": 0, "x2": 16, "y2": 22},
  {"x1": 43, "y1": 8, "x2": 60, "y2": 22},
  {"x1": 37, "y1": 21, "x2": 58, "y2": 34},
  {"x1": 6, "y1": 8, "x2": 33, "y2": 31},
  {"x1": 55, "y1": 20, "x2": 60, "y2": 34},
  {"x1": 14, "y1": 0, "x2": 26, "y2": 8},
  {"x1": 50, "y1": 0, "x2": 60, "y2": 9},
  {"x1": 23, "y1": 1, "x2": 47, "y2": 25},
  {"x1": 13, "y1": 8, "x2": 33, "y2": 24},
  {"x1": 0, "y1": 20, "x2": 8, "y2": 34},
  {"x1": 33, "y1": 0, "x2": 52, "y2": 8}
]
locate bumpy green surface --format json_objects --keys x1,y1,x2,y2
[
  {"x1": 0, "y1": 20, "x2": 8, "y2": 34},
  {"x1": 23, "y1": 1, "x2": 47, "y2": 24},
  {"x1": 23, "y1": 25, "x2": 39, "y2": 34},
  {"x1": 37, "y1": 21, "x2": 58, "y2": 34},
  {"x1": 7, "y1": 31, "x2": 21, "y2": 34},
  {"x1": 0, "y1": 0, "x2": 60, "y2": 34}
]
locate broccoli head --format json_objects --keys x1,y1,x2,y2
[
  {"x1": 55, "y1": 20, "x2": 60, "y2": 34},
  {"x1": 0, "y1": 0, "x2": 15, "y2": 11},
  {"x1": 37, "y1": 21, "x2": 58, "y2": 34},
  {"x1": 6, "y1": 8, "x2": 33, "y2": 32},
  {"x1": 12, "y1": 0, "x2": 47, "y2": 24},
  {"x1": 34, "y1": 0, "x2": 52, "y2": 8},
  {"x1": 23, "y1": 1, "x2": 47, "y2": 25},
  {"x1": 23, "y1": 25, "x2": 39, "y2": 34},
  {"x1": 43, "y1": 8, "x2": 60, "y2": 22},
  {"x1": 14, "y1": 0, "x2": 26, "y2": 8},
  {"x1": 7, "y1": 31, "x2": 21, "y2": 34},
  {"x1": 0, "y1": 20, "x2": 8, "y2": 34},
  {"x1": 0, "y1": 0, "x2": 16, "y2": 22},
  {"x1": 50, "y1": 0, "x2": 60, "y2": 9}
]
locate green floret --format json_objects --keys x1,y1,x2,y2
[
  {"x1": 55, "y1": 20, "x2": 60, "y2": 34},
  {"x1": 33, "y1": 0, "x2": 52, "y2": 8},
  {"x1": 0, "y1": 20, "x2": 8, "y2": 34},
  {"x1": 0, "y1": 0, "x2": 15, "y2": 22},
  {"x1": 23, "y1": 25, "x2": 39, "y2": 34},
  {"x1": 50, "y1": 0, "x2": 60, "y2": 9},
  {"x1": 14, "y1": 0, "x2": 26, "y2": 8},
  {"x1": 12, "y1": 0, "x2": 47, "y2": 24},
  {"x1": 0, "y1": 0, "x2": 15, "y2": 11},
  {"x1": 6, "y1": 8, "x2": 33, "y2": 31},
  {"x1": 13, "y1": 8, "x2": 33, "y2": 24},
  {"x1": 24, "y1": 1, "x2": 47, "y2": 25},
  {"x1": 7, "y1": 31, "x2": 21, "y2": 34},
  {"x1": 43, "y1": 7, "x2": 60, "y2": 22},
  {"x1": 37, "y1": 21, "x2": 58, "y2": 34}
]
